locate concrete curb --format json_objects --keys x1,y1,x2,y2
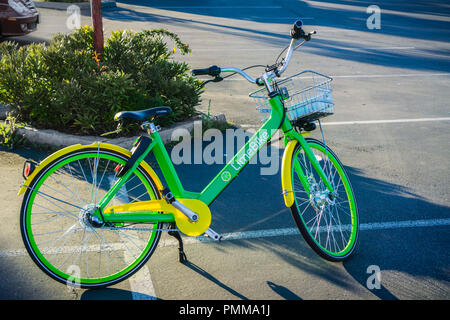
[
  {"x1": 34, "y1": 1, "x2": 117, "y2": 11},
  {"x1": 0, "y1": 103, "x2": 10, "y2": 120},
  {"x1": 8, "y1": 113, "x2": 227, "y2": 149}
]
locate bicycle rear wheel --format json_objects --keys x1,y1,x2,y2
[
  {"x1": 290, "y1": 138, "x2": 359, "y2": 261},
  {"x1": 20, "y1": 146, "x2": 162, "y2": 288}
]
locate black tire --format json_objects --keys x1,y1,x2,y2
[
  {"x1": 289, "y1": 138, "x2": 359, "y2": 262},
  {"x1": 20, "y1": 146, "x2": 162, "y2": 288}
]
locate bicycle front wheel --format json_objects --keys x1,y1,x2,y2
[
  {"x1": 20, "y1": 146, "x2": 162, "y2": 288},
  {"x1": 290, "y1": 138, "x2": 359, "y2": 261}
]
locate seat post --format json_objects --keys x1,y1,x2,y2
[{"x1": 141, "y1": 121, "x2": 160, "y2": 135}]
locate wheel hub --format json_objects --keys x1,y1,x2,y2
[
  {"x1": 311, "y1": 192, "x2": 334, "y2": 210},
  {"x1": 79, "y1": 204, "x2": 103, "y2": 230},
  {"x1": 308, "y1": 177, "x2": 335, "y2": 210}
]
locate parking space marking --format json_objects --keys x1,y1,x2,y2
[
  {"x1": 237, "y1": 17, "x2": 315, "y2": 20},
  {"x1": 158, "y1": 218, "x2": 450, "y2": 247},
  {"x1": 125, "y1": 250, "x2": 158, "y2": 300},
  {"x1": 146, "y1": 6, "x2": 284, "y2": 9},
  {"x1": 108, "y1": 177, "x2": 158, "y2": 300},
  {"x1": 240, "y1": 117, "x2": 450, "y2": 128},
  {"x1": 1, "y1": 216, "x2": 448, "y2": 300},
  {"x1": 192, "y1": 46, "x2": 418, "y2": 52},
  {"x1": 4, "y1": 217, "x2": 449, "y2": 257},
  {"x1": 321, "y1": 117, "x2": 450, "y2": 126},
  {"x1": 331, "y1": 73, "x2": 450, "y2": 79},
  {"x1": 224, "y1": 73, "x2": 450, "y2": 81}
]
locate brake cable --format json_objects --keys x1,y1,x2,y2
[
  {"x1": 223, "y1": 64, "x2": 266, "y2": 78},
  {"x1": 275, "y1": 39, "x2": 307, "y2": 65}
]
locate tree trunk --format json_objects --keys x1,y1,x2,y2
[{"x1": 91, "y1": 0, "x2": 104, "y2": 56}]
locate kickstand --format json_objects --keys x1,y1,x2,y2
[{"x1": 168, "y1": 223, "x2": 187, "y2": 263}]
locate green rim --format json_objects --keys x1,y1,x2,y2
[
  {"x1": 292, "y1": 141, "x2": 358, "y2": 257},
  {"x1": 23, "y1": 150, "x2": 160, "y2": 286}
]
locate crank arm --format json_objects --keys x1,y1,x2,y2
[{"x1": 104, "y1": 199, "x2": 212, "y2": 237}]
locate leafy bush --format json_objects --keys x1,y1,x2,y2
[
  {"x1": 0, "y1": 115, "x2": 25, "y2": 149},
  {"x1": 0, "y1": 26, "x2": 202, "y2": 135}
]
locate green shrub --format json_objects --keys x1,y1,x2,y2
[
  {"x1": 0, "y1": 26, "x2": 203, "y2": 135},
  {"x1": 0, "y1": 115, "x2": 25, "y2": 149}
]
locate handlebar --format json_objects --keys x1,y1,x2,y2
[
  {"x1": 191, "y1": 65, "x2": 221, "y2": 77},
  {"x1": 192, "y1": 20, "x2": 316, "y2": 89},
  {"x1": 192, "y1": 66, "x2": 262, "y2": 85},
  {"x1": 290, "y1": 20, "x2": 316, "y2": 41},
  {"x1": 291, "y1": 20, "x2": 305, "y2": 39}
]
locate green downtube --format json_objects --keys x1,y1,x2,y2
[
  {"x1": 20, "y1": 148, "x2": 162, "y2": 288},
  {"x1": 290, "y1": 139, "x2": 359, "y2": 261}
]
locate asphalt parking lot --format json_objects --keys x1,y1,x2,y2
[{"x1": 0, "y1": 0, "x2": 449, "y2": 300}]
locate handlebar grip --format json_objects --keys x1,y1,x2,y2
[
  {"x1": 293, "y1": 20, "x2": 303, "y2": 31},
  {"x1": 290, "y1": 20, "x2": 305, "y2": 39},
  {"x1": 192, "y1": 65, "x2": 221, "y2": 77}
]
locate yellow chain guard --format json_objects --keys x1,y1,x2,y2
[{"x1": 104, "y1": 199, "x2": 211, "y2": 237}]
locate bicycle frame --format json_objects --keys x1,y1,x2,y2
[{"x1": 97, "y1": 93, "x2": 334, "y2": 225}]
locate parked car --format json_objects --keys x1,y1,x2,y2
[{"x1": 0, "y1": 0, "x2": 39, "y2": 37}]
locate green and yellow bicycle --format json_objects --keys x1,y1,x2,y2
[{"x1": 19, "y1": 21, "x2": 359, "y2": 288}]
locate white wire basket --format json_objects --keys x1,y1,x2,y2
[{"x1": 249, "y1": 70, "x2": 334, "y2": 123}]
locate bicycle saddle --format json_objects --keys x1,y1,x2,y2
[{"x1": 114, "y1": 106, "x2": 172, "y2": 122}]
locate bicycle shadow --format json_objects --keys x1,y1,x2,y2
[
  {"x1": 78, "y1": 261, "x2": 249, "y2": 300},
  {"x1": 79, "y1": 278, "x2": 304, "y2": 301},
  {"x1": 248, "y1": 165, "x2": 449, "y2": 300},
  {"x1": 80, "y1": 288, "x2": 160, "y2": 300},
  {"x1": 81, "y1": 288, "x2": 135, "y2": 300},
  {"x1": 340, "y1": 168, "x2": 450, "y2": 300},
  {"x1": 162, "y1": 136, "x2": 449, "y2": 300},
  {"x1": 267, "y1": 281, "x2": 302, "y2": 300},
  {"x1": 182, "y1": 261, "x2": 249, "y2": 300}
]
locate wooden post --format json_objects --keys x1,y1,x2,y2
[{"x1": 91, "y1": 0, "x2": 104, "y2": 56}]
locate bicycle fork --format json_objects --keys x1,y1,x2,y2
[{"x1": 281, "y1": 127, "x2": 335, "y2": 208}]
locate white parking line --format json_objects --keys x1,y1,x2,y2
[
  {"x1": 125, "y1": 250, "x2": 158, "y2": 300},
  {"x1": 240, "y1": 117, "x2": 450, "y2": 128},
  {"x1": 158, "y1": 218, "x2": 450, "y2": 247},
  {"x1": 109, "y1": 176, "x2": 158, "y2": 300},
  {"x1": 192, "y1": 46, "x2": 417, "y2": 52},
  {"x1": 241, "y1": 17, "x2": 315, "y2": 20},
  {"x1": 226, "y1": 72, "x2": 450, "y2": 81},
  {"x1": 321, "y1": 117, "x2": 450, "y2": 126},
  {"x1": 3, "y1": 217, "x2": 449, "y2": 258},
  {"x1": 331, "y1": 73, "x2": 450, "y2": 79},
  {"x1": 150, "y1": 6, "x2": 284, "y2": 9},
  {"x1": 364, "y1": 47, "x2": 416, "y2": 50}
]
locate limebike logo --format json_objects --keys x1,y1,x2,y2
[
  {"x1": 220, "y1": 171, "x2": 231, "y2": 182},
  {"x1": 170, "y1": 121, "x2": 281, "y2": 176},
  {"x1": 230, "y1": 130, "x2": 269, "y2": 172}
]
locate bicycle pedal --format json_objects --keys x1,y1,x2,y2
[{"x1": 204, "y1": 228, "x2": 222, "y2": 241}]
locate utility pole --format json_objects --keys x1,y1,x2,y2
[{"x1": 91, "y1": 0, "x2": 104, "y2": 56}]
